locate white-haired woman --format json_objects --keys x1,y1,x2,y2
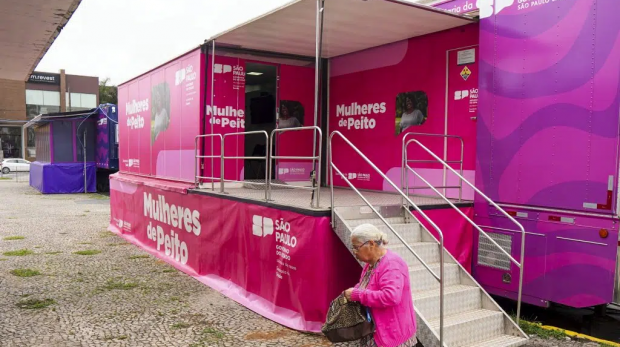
[{"x1": 344, "y1": 224, "x2": 417, "y2": 347}]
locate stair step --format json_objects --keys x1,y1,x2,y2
[
  {"x1": 414, "y1": 285, "x2": 481, "y2": 321},
  {"x1": 462, "y1": 334, "x2": 528, "y2": 347},
  {"x1": 346, "y1": 217, "x2": 406, "y2": 228},
  {"x1": 388, "y1": 242, "x2": 439, "y2": 267},
  {"x1": 429, "y1": 309, "x2": 504, "y2": 347},
  {"x1": 409, "y1": 262, "x2": 460, "y2": 293},
  {"x1": 376, "y1": 223, "x2": 421, "y2": 244}
]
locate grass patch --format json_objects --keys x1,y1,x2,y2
[
  {"x1": 10, "y1": 268, "x2": 41, "y2": 277},
  {"x1": 129, "y1": 255, "x2": 150, "y2": 260},
  {"x1": 3, "y1": 236, "x2": 25, "y2": 241},
  {"x1": 73, "y1": 250, "x2": 101, "y2": 256},
  {"x1": 16, "y1": 298, "x2": 55, "y2": 309},
  {"x1": 0, "y1": 177, "x2": 11, "y2": 180},
  {"x1": 201, "y1": 327, "x2": 225, "y2": 339},
  {"x1": 84, "y1": 193, "x2": 109, "y2": 200},
  {"x1": 162, "y1": 269, "x2": 176, "y2": 273},
  {"x1": 44, "y1": 251, "x2": 62, "y2": 255},
  {"x1": 99, "y1": 231, "x2": 115, "y2": 238},
  {"x1": 107, "y1": 242, "x2": 130, "y2": 247},
  {"x1": 78, "y1": 242, "x2": 93, "y2": 245},
  {"x1": 84, "y1": 210, "x2": 90, "y2": 213},
  {"x1": 171, "y1": 322, "x2": 191, "y2": 329},
  {"x1": 517, "y1": 318, "x2": 567, "y2": 339},
  {"x1": 3, "y1": 249, "x2": 34, "y2": 256},
  {"x1": 190, "y1": 327, "x2": 226, "y2": 346},
  {"x1": 0, "y1": 258, "x2": 8, "y2": 261},
  {"x1": 102, "y1": 279, "x2": 138, "y2": 291}
]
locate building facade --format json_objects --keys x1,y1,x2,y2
[{"x1": 0, "y1": 69, "x2": 98, "y2": 160}]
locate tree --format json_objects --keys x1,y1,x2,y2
[{"x1": 99, "y1": 77, "x2": 118, "y2": 105}]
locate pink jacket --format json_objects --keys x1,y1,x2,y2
[{"x1": 351, "y1": 250, "x2": 416, "y2": 347}]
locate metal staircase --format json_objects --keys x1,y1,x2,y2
[{"x1": 328, "y1": 131, "x2": 529, "y2": 347}]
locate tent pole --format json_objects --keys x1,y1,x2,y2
[
  {"x1": 84, "y1": 131, "x2": 87, "y2": 194},
  {"x1": 312, "y1": 0, "x2": 324, "y2": 206}
]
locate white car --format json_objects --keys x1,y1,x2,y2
[{"x1": 1, "y1": 159, "x2": 30, "y2": 174}]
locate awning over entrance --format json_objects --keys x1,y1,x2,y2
[
  {"x1": 0, "y1": 0, "x2": 82, "y2": 81},
  {"x1": 210, "y1": 0, "x2": 475, "y2": 58}
]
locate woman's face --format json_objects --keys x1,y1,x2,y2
[
  {"x1": 282, "y1": 105, "x2": 289, "y2": 118},
  {"x1": 406, "y1": 98, "x2": 413, "y2": 110},
  {"x1": 351, "y1": 237, "x2": 375, "y2": 263}
]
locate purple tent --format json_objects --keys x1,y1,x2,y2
[{"x1": 26, "y1": 109, "x2": 98, "y2": 194}]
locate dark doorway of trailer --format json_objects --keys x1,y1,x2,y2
[{"x1": 244, "y1": 62, "x2": 277, "y2": 182}]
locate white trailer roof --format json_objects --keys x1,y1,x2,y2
[{"x1": 210, "y1": 0, "x2": 475, "y2": 58}]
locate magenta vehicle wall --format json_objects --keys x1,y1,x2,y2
[
  {"x1": 473, "y1": 0, "x2": 620, "y2": 308},
  {"x1": 475, "y1": 0, "x2": 620, "y2": 213}
]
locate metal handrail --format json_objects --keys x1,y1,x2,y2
[
  {"x1": 223, "y1": 131, "x2": 269, "y2": 201},
  {"x1": 269, "y1": 126, "x2": 322, "y2": 208},
  {"x1": 404, "y1": 138, "x2": 526, "y2": 324},
  {"x1": 401, "y1": 132, "x2": 464, "y2": 200},
  {"x1": 194, "y1": 134, "x2": 224, "y2": 191},
  {"x1": 329, "y1": 131, "x2": 446, "y2": 346}
]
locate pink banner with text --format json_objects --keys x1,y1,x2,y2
[{"x1": 108, "y1": 173, "x2": 360, "y2": 332}]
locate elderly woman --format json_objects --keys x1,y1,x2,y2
[{"x1": 344, "y1": 224, "x2": 417, "y2": 347}]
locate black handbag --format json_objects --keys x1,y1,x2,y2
[{"x1": 321, "y1": 293, "x2": 375, "y2": 342}]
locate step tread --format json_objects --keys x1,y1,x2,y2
[
  {"x1": 428, "y1": 309, "x2": 502, "y2": 329},
  {"x1": 388, "y1": 242, "x2": 437, "y2": 249},
  {"x1": 414, "y1": 284, "x2": 478, "y2": 300},
  {"x1": 346, "y1": 219, "x2": 407, "y2": 227},
  {"x1": 408, "y1": 262, "x2": 459, "y2": 272},
  {"x1": 462, "y1": 335, "x2": 528, "y2": 347}
]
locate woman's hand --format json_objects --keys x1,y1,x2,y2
[{"x1": 344, "y1": 288, "x2": 354, "y2": 301}]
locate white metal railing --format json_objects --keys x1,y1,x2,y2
[
  {"x1": 268, "y1": 126, "x2": 322, "y2": 208},
  {"x1": 401, "y1": 132, "x2": 464, "y2": 201},
  {"x1": 223, "y1": 131, "x2": 270, "y2": 201},
  {"x1": 194, "y1": 130, "x2": 321, "y2": 207},
  {"x1": 194, "y1": 134, "x2": 224, "y2": 191},
  {"x1": 329, "y1": 131, "x2": 446, "y2": 346},
  {"x1": 403, "y1": 138, "x2": 526, "y2": 324}
]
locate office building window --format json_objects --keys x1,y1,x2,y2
[
  {"x1": 66, "y1": 93, "x2": 97, "y2": 111},
  {"x1": 0, "y1": 126, "x2": 22, "y2": 158},
  {"x1": 25, "y1": 90, "x2": 61, "y2": 118}
]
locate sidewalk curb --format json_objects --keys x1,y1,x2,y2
[{"x1": 538, "y1": 324, "x2": 620, "y2": 346}]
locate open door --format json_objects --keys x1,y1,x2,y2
[{"x1": 244, "y1": 62, "x2": 278, "y2": 181}]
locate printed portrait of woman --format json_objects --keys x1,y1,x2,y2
[
  {"x1": 278, "y1": 100, "x2": 304, "y2": 129},
  {"x1": 395, "y1": 91, "x2": 428, "y2": 136},
  {"x1": 151, "y1": 82, "x2": 171, "y2": 144}
]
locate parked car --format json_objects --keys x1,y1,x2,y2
[{"x1": 1, "y1": 159, "x2": 31, "y2": 174}]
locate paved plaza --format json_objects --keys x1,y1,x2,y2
[{"x1": 0, "y1": 181, "x2": 603, "y2": 347}]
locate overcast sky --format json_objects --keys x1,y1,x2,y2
[{"x1": 36, "y1": 0, "x2": 294, "y2": 85}]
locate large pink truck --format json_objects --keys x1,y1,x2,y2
[{"x1": 110, "y1": 0, "x2": 620, "y2": 346}]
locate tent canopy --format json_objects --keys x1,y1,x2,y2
[
  {"x1": 24, "y1": 108, "x2": 98, "y2": 129},
  {"x1": 210, "y1": 0, "x2": 475, "y2": 58}
]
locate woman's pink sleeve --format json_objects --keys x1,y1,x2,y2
[{"x1": 350, "y1": 268, "x2": 405, "y2": 308}]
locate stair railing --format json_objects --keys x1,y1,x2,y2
[
  {"x1": 401, "y1": 132, "x2": 464, "y2": 201},
  {"x1": 329, "y1": 130, "x2": 446, "y2": 346},
  {"x1": 403, "y1": 137, "x2": 526, "y2": 324}
]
